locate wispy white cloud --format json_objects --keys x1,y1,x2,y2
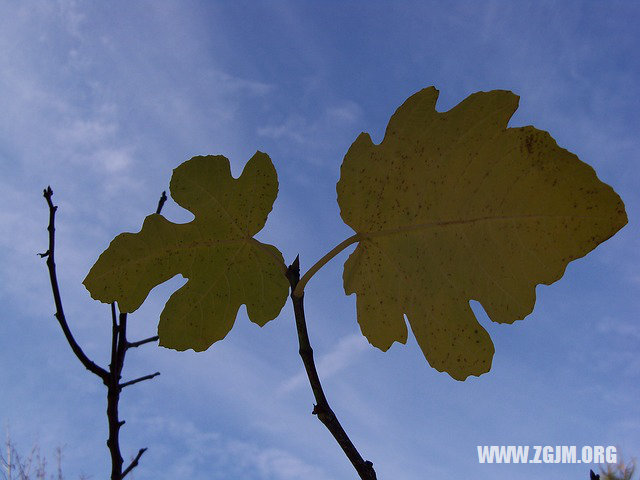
[
  {"x1": 0, "y1": 0, "x2": 281, "y2": 316},
  {"x1": 139, "y1": 416, "x2": 331, "y2": 480},
  {"x1": 257, "y1": 114, "x2": 308, "y2": 144},
  {"x1": 579, "y1": 316, "x2": 640, "y2": 378},
  {"x1": 0, "y1": 2, "x2": 139, "y2": 195},
  {"x1": 325, "y1": 102, "x2": 362, "y2": 124},
  {"x1": 213, "y1": 70, "x2": 273, "y2": 97},
  {"x1": 257, "y1": 101, "x2": 362, "y2": 164},
  {"x1": 278, "y1": 333, "x2": 369, "y2": 395},
  {"x1": 597, "y1": 316, "x2": 640, "y2": 341},
  {"x1": 2, "y1": 4, "x2": 638, "y2": 480}
]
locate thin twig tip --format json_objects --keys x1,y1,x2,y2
[{"x1": 155, "y1": 190, "x2": 168, "y2": 214}]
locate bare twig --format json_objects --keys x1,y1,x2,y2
[
  {"x1": 155, "y1": 190, "x2": 167, "y2": 215},
  {"x1": 122, "y1": 448, "x2": 147, "y2": 479},
  {"x1": 39, "y1": 187, "x2": 108, "y2": 381},
  {"x1": 286, "y1": 256, "x2": 377, "y2": 480},
  {"x1": 120, "y1": 372, "x2": 161, "y2": 389},
  {"x1": 40, "y1": 187, "x2": 163, "y2": 480},
  {"x1": 127, "y1": 336, "x2": 159, "y2": 349}
]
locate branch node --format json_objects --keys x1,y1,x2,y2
[
  {"x1": 286, "y1": 255, "x2": 301, "y2": 286},
  {"x1": 299, "y1": 346, "x2": 313, "y2": 357}
]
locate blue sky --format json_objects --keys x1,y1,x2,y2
[{"x1": 1, "y1": 1, "x2": 638, "y2": 479}]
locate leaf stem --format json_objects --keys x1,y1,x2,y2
[
  {"x1": 286, "y1": 257, "x2": 377, "y2": 480},
  {"x1": 292, "y1": 233, "x2": 360, "y2": 297}
]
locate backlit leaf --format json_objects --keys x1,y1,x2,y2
[
  {"x1": 337, "y1": 87, "x2": 627, "y2": 380},
  {"x1": 83, "y1": 152, "x2": 289, "y2": 351}
]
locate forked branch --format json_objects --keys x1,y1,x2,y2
[{"x1": 40, "y1": 187, "x2": 162, "y2": 480}]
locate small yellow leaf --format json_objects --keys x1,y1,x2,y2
[
  {"x1": 83, "y1": 152, "x2": 289, "y2": 351},
  {"x1": 337, "y1": 87, "x2": 627, "y2": 380}
]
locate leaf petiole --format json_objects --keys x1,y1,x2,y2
[{"x1": 293, "y1": 233, "x2": 361, "y2": 297}]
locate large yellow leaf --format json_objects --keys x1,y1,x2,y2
[
  {"x1": 337, "y1": 87, "x2": 627, "y2": 380},
  {"x1": 83, "y1": 152, "x2": 289, "y2": 351}
]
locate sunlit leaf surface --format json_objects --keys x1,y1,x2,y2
[
  {"x1": 84, "y1": 152, "x2": 289, "y2": 351},
  {"x1": 337, "y1": 87, "x2": 627, "y2": 380}
]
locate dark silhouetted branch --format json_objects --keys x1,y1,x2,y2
[
  {"x1": 155, "y1": 190, "x2": 167, "y2": 214},
  {"x1": 122, "y1": 448, "x2": 147, "y2": 478},
  {"x1": 286, "y1": 256, "x2": 377, "y2": 480},
  {"x1": 106, "y1": 310, "x2": 126, "y2": 477},
  {"x1": 120, "y1": 372, "x2": 161, "y2": 389},
  {"x1": 41, "y1": 187, "x2": 163, "y2": 480},
  {"x1": 40, "y1": 186, "x2": 109, "y2": 381},
  {"x1": 127, "y1": 336, "x2": 159, "y2": 349}
]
